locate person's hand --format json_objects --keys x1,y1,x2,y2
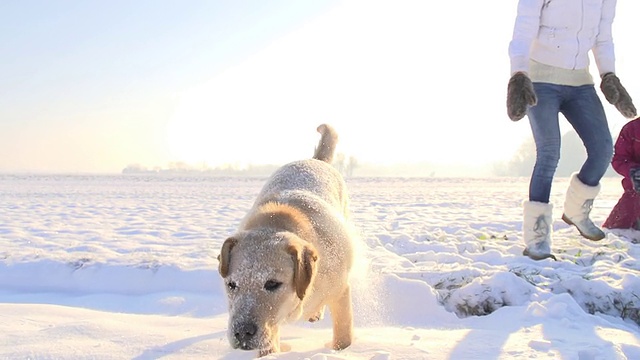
[
  {"x1": 630, "y1": 168, "x2": 640, "y2": 192},
  {"x1": 600, "y1": 73, "x2": 637, "y2": 119},
  {"x1": 507, "y1": 72, "x2": 537, "y2": 121}
]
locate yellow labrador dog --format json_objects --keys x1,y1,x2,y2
[{"x1": 218, "y1": 124, "x2": 355, "y2": 357}]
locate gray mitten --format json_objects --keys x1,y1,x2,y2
[
  {"x1": 600, "y1": 72, "x2": 637, "y2": 119},
  {"x1": 507, "y1": 72, "x2": 537, "y2": 121}
]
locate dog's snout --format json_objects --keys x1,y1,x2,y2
[{"x1": 234, "y1": 322, "x2": 258, "y2": 345}]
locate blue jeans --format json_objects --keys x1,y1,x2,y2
[{"x1": 527, "y1": 83, "x2": 613, "y2": 203}]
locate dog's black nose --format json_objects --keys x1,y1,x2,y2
[{"x1": 234, "y1": 322, "x2": 257, "y2": 344}]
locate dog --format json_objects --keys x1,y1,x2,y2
[{"x1": 218, "y1": 124, "x2": 355, "y2": 357}]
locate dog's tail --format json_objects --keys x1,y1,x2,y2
[{"x1": 313, "y1": 124, "x2": 339, "y2": 163}]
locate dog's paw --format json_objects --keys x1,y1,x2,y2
[
  {"x1": 325, "y1": 338, "x2": 352, "y2": 351},
  {"x1": 308, "y1": 307, "x2": 325, "y2": 322},
  {"x1": 258, "y1": 348, "x2": 274, "y2": 358}
]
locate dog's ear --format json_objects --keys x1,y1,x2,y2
[
  {"x1": 287, "y1": 240, "x2": 319, "y2": 300},
  {"x1": 218, "y1": 237, "x2": 238, "y2": 278}
]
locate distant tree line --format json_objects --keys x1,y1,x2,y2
[
  {"x1": 122, "y1": 153, "x2": 360, "y2": 178},
  {"x1": 333, "y1": 153, "x2": 359, "y2": 177},
  {"x1": 122, "y1": 162, "x2": 280, "y2": 177}
]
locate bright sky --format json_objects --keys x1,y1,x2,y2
[{"x1": 1, "y1": 1, "x2": 639, "y2": 173}]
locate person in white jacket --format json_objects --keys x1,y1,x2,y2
[{"x1": 506, "y1": 0, "x2": 636, "y2": 260}]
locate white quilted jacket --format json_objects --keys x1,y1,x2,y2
[{"x1": 509, "y1": 0, "x2": 617, "y2": 76}]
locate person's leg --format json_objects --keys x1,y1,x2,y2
[
  {"x1": 560, "y1": 85, "x2": 611, "y2": 240},
  {"x1": 522, "y1": 83, "x2": 563, "y2": 260},
  {"x1": 561, "y1": 85, "x2": 613, "y2": 185},
  {"x1": 528, "y1": 83, "x2": 563, "y2": 203}
]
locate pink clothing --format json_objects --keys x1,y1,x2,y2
[{"x1": 603, "y1": 118, "x2": 640, "y2": 229}]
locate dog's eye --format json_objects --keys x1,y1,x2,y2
[
  {"x1": 264, "y1": 280, "x2": 282, "y2": 292},
  {"x1": 227, "y1": 281, "x2": 237, "y2": 291}
]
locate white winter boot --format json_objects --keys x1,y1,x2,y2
[
  {"x1": 522, "y1": 200, "x2": 556, "y2": 260},
  {"x1": 561, "y1": 173, "x2": 605, "y2": 241}
]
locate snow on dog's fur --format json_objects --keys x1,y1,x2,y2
[{"x1": 218, "y1": 124, "x2": 355, "y2": 357}]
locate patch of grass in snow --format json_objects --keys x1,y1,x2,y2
[
  {"x1": 509, "y1": 267, "x2": 541, "y2": 286},
  {"x1": 581, "y1": 292, "x2": 640, "y2": 326}
]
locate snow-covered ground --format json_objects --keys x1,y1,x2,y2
[{"x1": 0, "y1": 174, "x2": 638, "y2": 359}]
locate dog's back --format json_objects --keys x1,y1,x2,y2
[{"x1": 250, "y1": 124, "x2": 348, "y2": 214}]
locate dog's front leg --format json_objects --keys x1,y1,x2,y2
[
  {"x1": 257, "y1": 326, "x2": 281, "y2": 357},
  {"x1": 328, "y1": 285, "x2": 353, "y2": 350}
]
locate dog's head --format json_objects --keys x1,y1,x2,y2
[{"x1": 218, "y1": 230, "x2": 318, "y2": 354}]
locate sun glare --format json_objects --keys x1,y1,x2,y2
[
  {"x1": 165, "y1": 1, "x2": 534, "y2": 171},
  {"x1": 166, "y1": 81, "x2": 308, "y2": 169},
  {"x1": 166, "y1": 87, "x2": 248, "y2": 168}
]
